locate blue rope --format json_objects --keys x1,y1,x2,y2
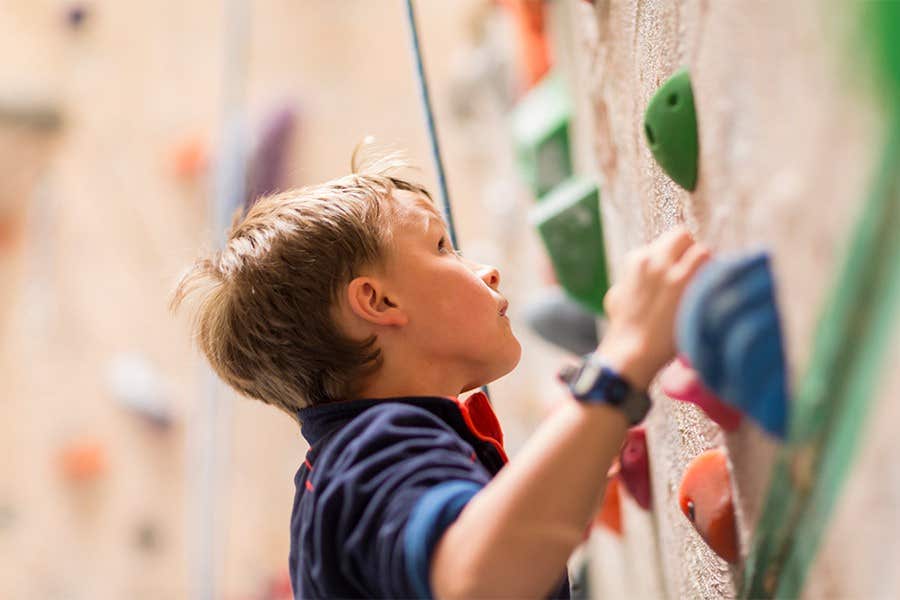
[
  {"x1": 404, "y1": 0, "x2": 490, "y2": 400},
  {"x1": 404, "y1": 0, "x2": 459, "y2": 249}
]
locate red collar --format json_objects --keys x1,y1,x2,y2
[{"x1": 453, "y1": 391, "x2": 508, "y2": 463}]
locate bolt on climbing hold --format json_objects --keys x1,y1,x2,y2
[
  {"x1": 660, "y1": 356, "x2": 743, "y2": 431},
  {"x1": 678, "y1": 448, "x2": 739, "y2": 563},
  {"x1": 618, "y1": 427, "x2": 652, "y2": 510},
  {"x1": 530, "y1": 177, "x2": 610, "y2": 314},
  {"x1": 676, "y1": 251, "x2": 789, "y2": 438},
  {"x1": 594, "y1": 475, "x2": 622, "y2": 536},
  {"x1": 643, "y1": 68, "x2": 699, "y2": 191}
]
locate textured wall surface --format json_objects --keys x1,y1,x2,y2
[{"x1": 568, "y1": 1, "x2": 899, "y2": 598}]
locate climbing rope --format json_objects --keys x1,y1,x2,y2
[
  {"x1": 403, "y1": 0, "x2": 459, "y2": 249},
  {"x1": 404, "y1": 0, "x2": 492, "y2": 400}
]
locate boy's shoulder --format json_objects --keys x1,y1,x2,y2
[{"x1": 299, "y1": 394, "x2": 507, "y2": 475}]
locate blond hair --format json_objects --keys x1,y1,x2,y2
[{"x1": 171, "y1": 147, "x2": 432, "y2": 420}]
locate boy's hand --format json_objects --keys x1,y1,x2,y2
[{"x1": 598, "y1": 227, "x2": 710, "y2": 390}]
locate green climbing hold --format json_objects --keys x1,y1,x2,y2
[
  {"x1": 643, "y1": 68, "x2": 699, "y2": 191},
  {"x1": 530, "y1": 177, "x2": 609, "y2": 314},
  {"x1": 511, "y1": 73, "x2": 573, "y2": 199}
]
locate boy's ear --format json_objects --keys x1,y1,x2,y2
[{"x1": 346, "y1": 276, "x2": 409, "y2": 327}]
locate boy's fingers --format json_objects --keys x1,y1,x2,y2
[
  {"x1": 668, "y1": 242, "x2": 711, "y2": 285},
  {"x1": 603, "y1": 285, "x2": 621, "y2": 315},
  {"x1": 649, "y1": 227, "x2": 694, "y2": 273},
  {"x1": 661, "y1": 227, "x2": 695, "y2": 260}
]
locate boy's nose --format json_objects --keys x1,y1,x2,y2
[{"x1": 478, "y1": 264, "x2": 501, "y2": 290}]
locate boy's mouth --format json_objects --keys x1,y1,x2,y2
[{"x1": 499, "y1": 299, "x2": 509, "y2": 317}]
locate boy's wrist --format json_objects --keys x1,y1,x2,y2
[{"x1": 594, "y1": 338, "x2": 655, "y2": 391}]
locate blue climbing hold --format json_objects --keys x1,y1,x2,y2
[{"x1": 676, "y1": 251, "x2": 789, "y2": 438}]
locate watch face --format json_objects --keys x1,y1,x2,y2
[{"x1": 574, "y1": 361, "x2": 603, "y2": 397}]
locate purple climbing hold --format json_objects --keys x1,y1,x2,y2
[
  {"x1": 676, "y1": 251, "x2": 789, "y2": 438},
  {"x1": 245, "y1": 102, "x2": 299, "y2": 210}
]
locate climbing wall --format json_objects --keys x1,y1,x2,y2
[{"x1": 565, "y1": 1, "x2": 900, "y2": 598}]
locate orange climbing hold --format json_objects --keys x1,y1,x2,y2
[
  {"x1": 678, "y1": 448, "x2": 739, "y2": 563},
  {"x1": 594, "y1": 475, "x2": 622, "y2": 536},
  {"x1": 498, "y1": 0, "x2": 552, "y2": 88},
  {"x1": 171, "y1": 135, "x2": 208, "y2": 180},
  {"x1": 60, "y1": 438, "x2": 108, "y2": 482}
]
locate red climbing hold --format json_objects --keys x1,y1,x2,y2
[
  {"x1": 618, "y1": 427, "x2": 652, "y2": 510},
  {"x1": 678, "y1": 448, "x2": 739, "y2": 563},
  {"x1": 594, "y1": 476, "x2": 622, "y2": 536},
  {"x1": 660, "y1": 356, "x2": 743, "y2": 431}
]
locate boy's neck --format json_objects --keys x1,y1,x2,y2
[{"x1": 354, "y1": 353, "x2": 469, "y2": 401}]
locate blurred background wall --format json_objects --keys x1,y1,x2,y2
[{"x1": 0, "y1": 1, "x2": 566, "y2": 599}]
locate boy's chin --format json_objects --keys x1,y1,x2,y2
[{"x1": 464, "y1": 341, "x2": 522, "y2": 393}]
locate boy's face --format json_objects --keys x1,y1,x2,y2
[{"x1": 382, "y1": 190, "x2": 522, "y2": 392}]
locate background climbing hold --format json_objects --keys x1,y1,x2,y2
[
  {"x1": 511, "y1": 73, "x2": 572, "y2": 199},
  {"x1": 60, "y1": 438, "x2": 108, "y2": 482},
  {"x1": 106, "y1": 353, "x2": 174, "y2": 429},
  {"x1": 660, "y1": 356, "x2": 743, "y2": 432},
  {"x1": 618, "y1": 426, "x2": 651, "y2": 510},
  {"x1": 245, "y1": 103, "x2": 299, "y2": 210},
  {"x1": 530, "y1": 177, "x2": 609, "y2": 314},
  {"x1": 170, "y1": 134, "x2": 208, "y2": 181},
  {"x1": 64, "y1": 3, "x2": 89, "y2": 29},
  {"x1": 522, "y1": 286, "x2": 602, "y2": 355},
  {"x1": 678, "y1": 448, "x2": 739, "y2": 563},
  {"x1": 643, "y1": 68, "x2": 699, "y2": 191},
  {"x1": 594, "y1": 475, "x2": 622, "y2": 536},
  {"x1": 135, "y1": 520, "x2": 161, "y2": 552},
  {"x1": 497, "y1": 0, "x2": 552, "y2": 89},
  {"x1": 676, "y1": 251, "x2": 788, "y2": 438}
]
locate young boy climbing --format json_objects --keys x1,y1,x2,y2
[{"x1": 171, "y1": 151, "x2": 710, "y2": 599}]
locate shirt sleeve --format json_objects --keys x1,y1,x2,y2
[{"x1": 303, "y1": 404, "x2": 492, "y2": 599}]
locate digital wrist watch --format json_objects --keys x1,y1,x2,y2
[{"x1": 558, "y1": 354, "x2": 652, "y2": 425}]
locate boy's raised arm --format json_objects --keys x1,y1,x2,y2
[{"x1": 431, "y1": 228, "x2": 710, "y2": 599}]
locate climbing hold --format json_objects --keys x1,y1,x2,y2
[
  {"x1": 499, "y1": 0, "x2": 552, "y2": 88},
  {"x1": 0, "y1": 503, "x2": 16, "y2": 532},
  {"x1": 530, "y1": 177, "x2": 609, "y2": 314},
  {"x1": 594, "y1": 475, "x2": 622, "y2": 536},
  {"x1": 676, "y1": 251, "x2": 788, "y2": 438},
  {"x1": 643, "y1": 68, "x2": 699, "y2": 191},
  {"x1": 678, "y1": 448, "x2": 739, "y2": 563},
  {"x1": 522, "y1": 286, "x2": 603, "y2": 355},
  {"x1": 0, "y1": 209, "x2": 23, "y2": 252},
  {"x1": 135, "y1": 520, "x2": 161, "y2": 552},
  {"x1": 60, "y1": 438, "x2": 108, "y2": 482},
  {"x1": 245, "y1": 103, "x2": 298, "y2": 209},
  {"x1": 511, "y1": 73, "x2": 573, "y2": 199},
  {"x1": 171, "y1": 135, "x2": 208, "y2": 181},
  {"x1": 263, "y1": 570, "x2": 294, "y2": 600},
  {"x1": 618, "y1": 427, "x2": 652, "y2": 510},
  {"x1": 660, "y1": 356, "x2": 743, "y2": 431},
  {"x1": 65, "y1": 4, "x2": 89, "y2": 29},
  {"x1": 106, "y1": 353, "x2": 174, "y2": 429}
]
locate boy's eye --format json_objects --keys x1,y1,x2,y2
[{"x1": 438, "y1": 236, "x2": 463, "y2": 258}]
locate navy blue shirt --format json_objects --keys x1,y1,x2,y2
[{"x1": 289, "y1": 392, "x2": 570, "y2": 599}]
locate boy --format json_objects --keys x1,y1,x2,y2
[{"x1": 171, "y1": 151, "x2": 709, "y2": 599}]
